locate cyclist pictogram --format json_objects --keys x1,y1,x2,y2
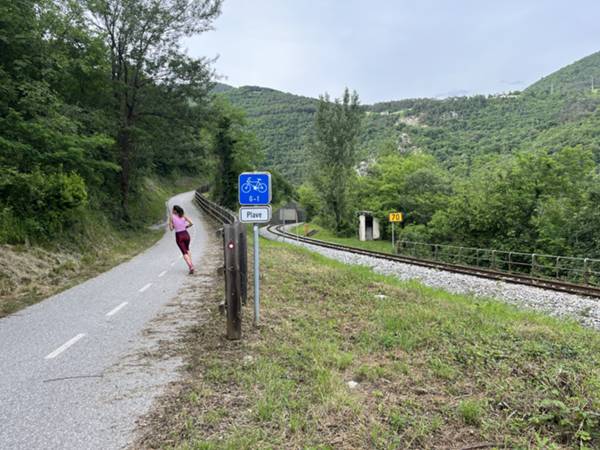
[{"x1": 241, "y1": 177, "x2": 268, "y2": 194}]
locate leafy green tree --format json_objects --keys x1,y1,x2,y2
[
  {"x1": 82, "y1": 0, "x2": 222, "y2": 216},
  {"x1": 357, "y1": 152, "x2": 451, "y2": 238},
  {"x1": 270, "y1": 170, "x2": 296, "y2": 205},
  {"x1": 208, "y1": 100, "x2": 263, "y2": 210},
  {"x1": 309, "y1": 89, "x2": 363, "y2": 234},
  {"x1": 0, "y1": 0, "x2": 115, "y2": 242},
  {"x1": 428, "y1": 146, "x2": 599, "y2": 256},
  {"x1": 297, "y1": 183, "x2": 322, "y2": 221}
]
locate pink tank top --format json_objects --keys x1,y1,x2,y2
[{"x1": 172, "y1": 214, "x2": 187, "y2": 232}]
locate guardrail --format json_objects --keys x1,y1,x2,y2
[
  {"x1": 194, "y1": 190, "x2": 247, "y2": 339},
  {"x1": 396, "y1": 240, "x2": 600, "y2": 287}
]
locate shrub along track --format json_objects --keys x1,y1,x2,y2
[{"x1": 267, "y1": 225, "x2": 600, "y2": 300}]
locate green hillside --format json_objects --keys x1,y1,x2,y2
[
  {"x1": 527, "y1": 51, "x2": 600, "y2": 94},
  {"x1": 220, "y1": 51, "x2": 600, "y2": 182},
  {"x1": 218, "y1": 86, "x2": 318, "y2": 181},
  {"x1": 381, "y1": 91, "x2": 600, "y2": 166}
]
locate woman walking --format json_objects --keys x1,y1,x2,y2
[{"x1": 169, "y1": 205, "x2": 194, "y2": 274}]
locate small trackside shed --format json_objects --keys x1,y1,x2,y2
[{"x1": 358, "y1": 211, "x2": 380, "y2": 241}]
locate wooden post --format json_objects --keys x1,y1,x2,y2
[
  {"x1": 237, "y1": 222, "x2": 248, "y2": 305},
  {"x1": 223, "y1": 224, "x2": 241, "y2": 340}
]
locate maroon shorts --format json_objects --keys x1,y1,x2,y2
[{"x1": 175, "y1": 230, "x2": 191, "y2": 255}]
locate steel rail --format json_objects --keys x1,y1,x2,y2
[{"x1": 267, "y1": 225, "x2": 600, "y2": 299}]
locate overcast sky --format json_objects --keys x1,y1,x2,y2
[{"x1": 184, "y1": 0, "x2": 600, "y2": 103}]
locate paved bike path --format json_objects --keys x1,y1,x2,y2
[{"x1": 0, "y1": 191, "x2": 208, "y2": 449}]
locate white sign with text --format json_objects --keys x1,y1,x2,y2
[{"x1": 239, "y1": 205, "x2": 272, "y2": 223}]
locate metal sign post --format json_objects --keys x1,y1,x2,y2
[
  {"x1": 253, "y1": 224, "x2": 260, "y2": 325},
  {"x1": 238, "y1": 172, "x2": 272, "y2": 327}
]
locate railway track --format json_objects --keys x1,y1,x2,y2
[{"x1": 267, "y1": 225, "x2": 600, "y2": 300}]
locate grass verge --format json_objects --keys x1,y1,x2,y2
[
  {"x1": 140, "y1": 237, "x2": 600, "y2": 449},
  {"x1": 0, "y1": 229, "x2": 162, "y2": 317},
  {"x1": 0, "y1": 175, "x2": 201, "y2": 318},
  {"x1": 290, "y1": 223, "x2": 396, "y2": 254}
]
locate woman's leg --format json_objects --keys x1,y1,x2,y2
[{"x1": 185, "y1": 236, "x2": 193, "y2": 271}]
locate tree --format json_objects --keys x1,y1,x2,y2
[
  {"x1": 309, "y1": 89, "x2": 363, "y2": 234},
  {"x1": 427, "y1": 146, "x2": 599, "y2": 256},
  {"x1": 357, "y1": 152, "x2": 451, "y2": 239},
  {"x1": 0, "y1": 0, "x2": 115, "y2": 243},
  {"x1": 83, "y1": 0, "x2": 222, "y2": 216},
  {"x1": 208, "y1": 99, "x2": 263, "y2": 210},
  {"x1": 297, "y1": 182, "x2": 321, "y2": 221}
]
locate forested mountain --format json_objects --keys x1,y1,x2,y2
[
  {"x1": 526, "y1": 50, "x2": 600, "y2": 94},
  {"x1": 221, "y1": 51, "x2": 600, "y2": 258},
  {"x1": 218, "y1": 85, "x2": 318, "y2": 181},
  {"x1": 220, "y1": 51, "x2": 600, "y2": 182}
]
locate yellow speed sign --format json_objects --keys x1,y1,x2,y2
[{"x1": 388, "y1": 212, "x2": 403, "y2": 222}]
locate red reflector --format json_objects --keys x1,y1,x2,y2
[{"x1": 228, "y1": 241, "x2": 235, "y2": 249}]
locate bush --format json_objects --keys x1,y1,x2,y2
[
  {"x1": 0, "y1": 207, "x2": 26, "y2": 244},
  {"x1": 0, "y1": 168, "x2": 88, "y2": 243},
  {"x1": 397, "y1": 224, "x2": 431, "y2": 243}
]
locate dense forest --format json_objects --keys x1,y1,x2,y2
[
  {"x1": 0, "y1": 0, "x2": 261, "y2": 246},
  {"x1": 217, "y1": 84, "x2": 317, "y2": 182}
]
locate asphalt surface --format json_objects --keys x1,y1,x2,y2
[{"x1": 0, "y1": 191, "x2": 209, "y2": 450}]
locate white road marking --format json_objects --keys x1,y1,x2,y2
[
  {"x1": 45, "y1": 334, "x2": 86, "y2": 360},
  {"x1": 158, "y1": 270, "x2": 167, "y2": 278},
  {"x1": 139, "y1": 283, "x2": 152, "y2": 293},
  {"x1": 106, "y1": 302, "x2": 128, "y2": 317},
  {"x1": 170, "y1": 261, "x2": 176, "y2": 267}
]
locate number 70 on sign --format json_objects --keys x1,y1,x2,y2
[{"x1": 389, "y1": 212, "x2": 403, "y2": 222}]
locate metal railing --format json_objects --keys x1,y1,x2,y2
[
  {"x1": 194, "y1": 190, "x2": 236, "y2": 224},
  {"x1": 194, "y1": 190, "x2": 247, "y2": 340},
  {"x1": 396, "y1": 240, "x2": 600, "y2": 287}
]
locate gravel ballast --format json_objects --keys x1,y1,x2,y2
[{"x1": 262, "y1": 227, "x2": 600, "y2": 330}]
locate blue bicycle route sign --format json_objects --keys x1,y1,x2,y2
[{"x1": 238, "y1": 172, "x2": 272, "y2": 205}]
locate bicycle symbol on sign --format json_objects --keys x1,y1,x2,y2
[{"x1": 241, "y1": 177, "x2": 268, "y2": 194}]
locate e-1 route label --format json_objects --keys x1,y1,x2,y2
[{"x1": 239, "y1": 205, "x2": 272, "y2": 223}]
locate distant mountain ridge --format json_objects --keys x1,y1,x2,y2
[
  {"x1": 217, "y1": 51, "x2": 600, "y2": 182},
  {"x1": 526, "y1": 51, "x2": 600, "y2": 94}
]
